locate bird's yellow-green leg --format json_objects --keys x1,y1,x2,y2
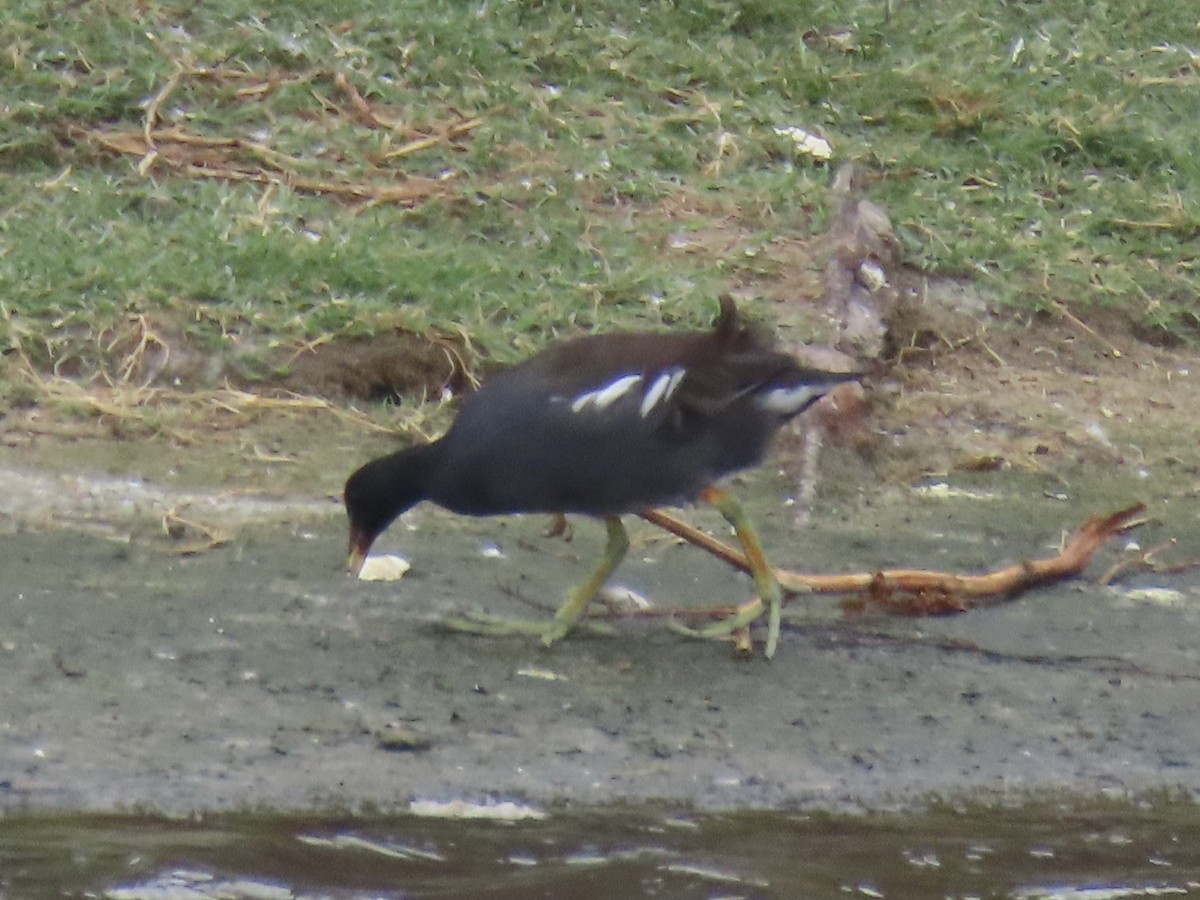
[
  {"x1": 670, "y1": 486, "x2": 783, "y2": 658},
  {"x1": 442, "y1": 516, "x2": 628, "y2": 645}
]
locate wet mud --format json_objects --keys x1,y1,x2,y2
[{"x1": 2, "y1": 457, "x2": 1197, "y2": 816}]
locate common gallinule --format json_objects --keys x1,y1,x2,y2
[{"x1": 344, "y1": 297, "x2": 857, "y2": 657}]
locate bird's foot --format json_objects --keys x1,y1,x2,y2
[
  {"x1": 668, "y1": 598, "x2": 763, "y2": 638},
  {"x1": 668, "y1": 597, "x2": 779, "y2": 657},
  {"x1": 439, "y1": 611, "x2": 614, "y2": 645}
]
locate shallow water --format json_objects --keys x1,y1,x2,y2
[{"x1": 4, "y1": 801, "x2": 1200, "y2": 899}]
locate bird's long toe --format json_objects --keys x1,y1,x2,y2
[
  {"x1": 439, "y1": 612, "x2": 613, "y2": 642},
  {"x1": 668, "y1": 597, "x2": 765, "y2": 640}
]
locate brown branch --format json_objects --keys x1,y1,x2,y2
[{"x1": 639, "y1": 503, "x2": 1147, "y2": 615}]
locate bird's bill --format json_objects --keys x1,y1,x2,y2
[{"x1": 346, "y1": 526, "x2": 371, "y2": 576}]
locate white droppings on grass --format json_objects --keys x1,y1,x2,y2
[{"x1": 772, "y1": 125, "x2": 833, "y2": 161}]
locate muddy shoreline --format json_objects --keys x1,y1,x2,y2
[{"x1": 3, "y1": 456, "x2": 1197, "y2": 815}]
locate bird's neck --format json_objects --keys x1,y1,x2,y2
[{"x1": 357, "y1": 440, "x2": 441, "y2": 530}]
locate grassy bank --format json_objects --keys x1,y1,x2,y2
[{"x1": 2, "y1": 0, "x2": 1196, "y2": 402}]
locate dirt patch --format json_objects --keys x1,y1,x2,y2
[
  {"x1": 278, "y1": 328, "x2": 475, "y2": 403},
  {"x1": 881, "y1": 314, "x2": 1200, "y2": 484}
]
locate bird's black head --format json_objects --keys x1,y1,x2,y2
[{"x1": 344, "y1": 445, "x2": 436, "y2": 574}]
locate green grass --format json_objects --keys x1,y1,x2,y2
[{"x1": 2, "y1": 0, "x2": 1197, "y2": 389}]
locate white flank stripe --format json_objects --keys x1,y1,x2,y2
[
  {"x1": 570, "y1": 374, "x2": 643, "y2": 413},
  {"x1": 639, "y1": 368, "x2": 685, "y2": 418},
  {"x1": 760, "y1": 385, "x2": 825, "y2": 414},
  {"x1": 666, "y1": 368, "x2": 686, "y2": 401}
]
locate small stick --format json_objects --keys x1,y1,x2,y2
[{"x1": 1054, "y1": 300, "x2": 1124, "y2": 358}]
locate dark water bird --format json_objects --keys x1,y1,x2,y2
[{"x1": 344, "y1": 297, "x2": 858, "y2": 657}]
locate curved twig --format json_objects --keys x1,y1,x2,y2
[{"x1": 639, "y1": 503, "x2": 1147, "y2": 616}]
